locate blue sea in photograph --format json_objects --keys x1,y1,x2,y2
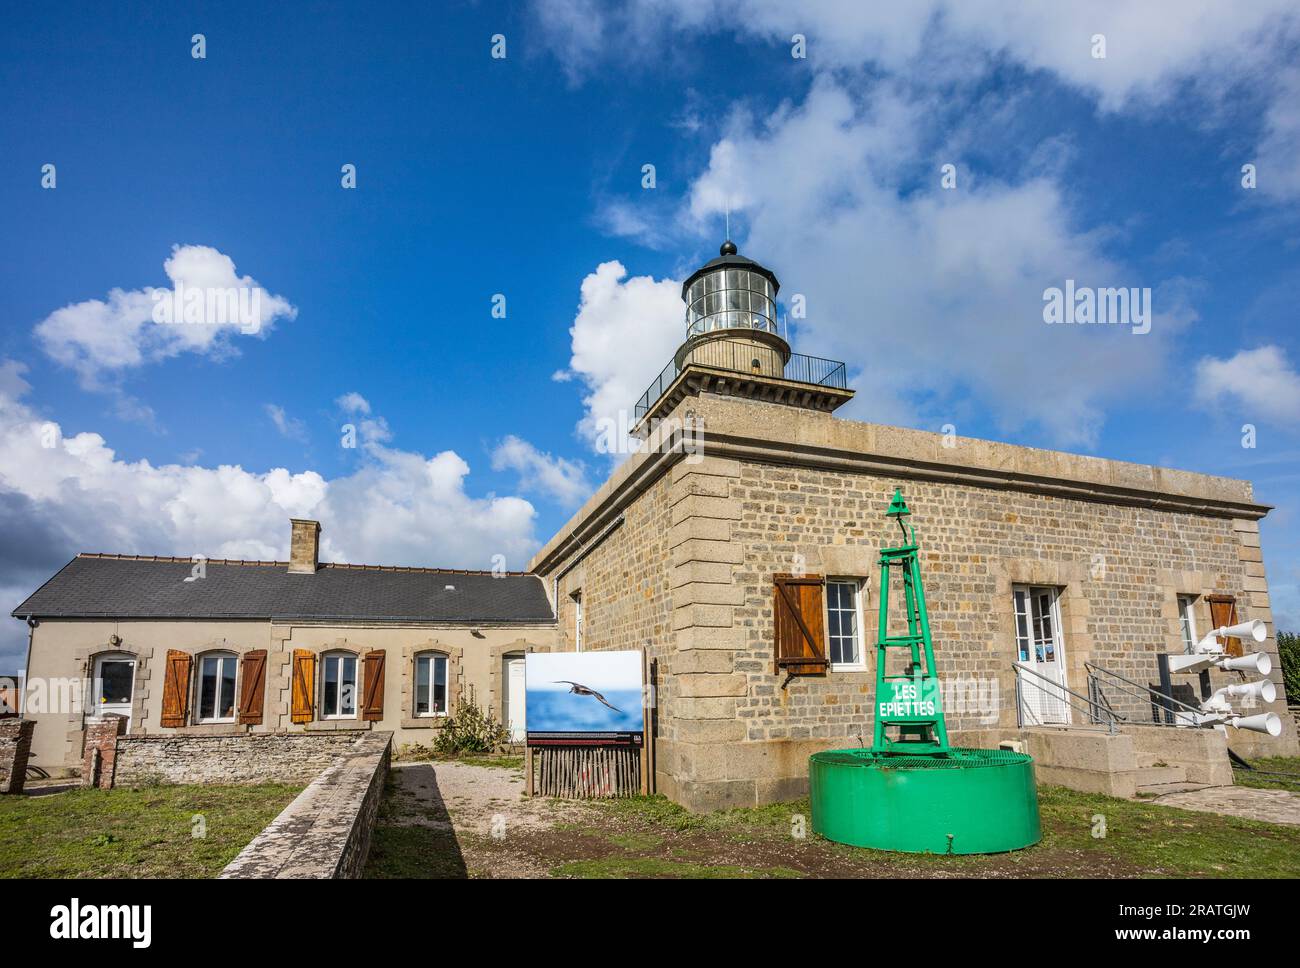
[{"x1": 527, "y1": 689, "x2": 644, "y2": 733}]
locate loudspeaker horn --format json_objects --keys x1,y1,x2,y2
[
  {"x1": 1219, "y1": 652, "x2": 1272, "y2": 675},
  {"x1": 1223, "y1": 680, "x2": 1277, "y2": 704},
  {"x1": 1229, "y1": 712, "x2": 1282, "y2": 737}
]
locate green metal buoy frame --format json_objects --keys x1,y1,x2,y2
[{"x1": 809, "y1": 489, "x2": 1042, "y2": 854}]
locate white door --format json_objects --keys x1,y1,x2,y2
[
  {"x1": 504, "y1": 656, "x2": 526, "y2": 742},
  {"x1": 93, "y1": 654, "x2": 136, "y2": 731},
  {"x1": 1014, "y1": 586, "x2": 1070, "y2": 725}
]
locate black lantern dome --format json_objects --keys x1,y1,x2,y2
[{"x1": 680, "y1": 240, "x2": 781, "y2": 339}]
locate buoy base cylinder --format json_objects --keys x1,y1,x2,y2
[{"x1": 809, "y1": 748, "x2": 1041, "y2": 854}]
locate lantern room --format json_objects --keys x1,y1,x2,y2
[{"x1": 682, "y1": 240, "x2": 781, "y2": 338}]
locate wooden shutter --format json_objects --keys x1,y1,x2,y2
[
  {"x1": 291, "y1": 650, "x2": 316, "y2": 724},
  {"x1": 238, "y1": 650, "x2": 267, "y2": 725},
  {"x1": 773, "y1": 573, "x2": 828, "y2": 675},
  {"x1": 1208, "y1": 596, "x2": 1241, "y2": 657},
  {"x1": 362, "y1": 650, "x2": 386, "y2": 722},
  {"x1": 160, "y1": 650, "x2": 192, "y2": 727}
]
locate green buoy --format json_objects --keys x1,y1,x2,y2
[{"x1": 809, "y1": 490, "x2": 1041, "y2": 854}]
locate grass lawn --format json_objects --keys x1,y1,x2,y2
[
  {"x1": 562, "y1": 783, "x2": 1300, "y2": 878},
  {"x1": 369, "y1": 757, "x2": 1300, "y2": 878},
  {"x1": 0, "y1": 783, "x2": 301, "y2": 879},
  {"x1": 1232, "y1": 756, "x2": 1300, "y2": 794}
]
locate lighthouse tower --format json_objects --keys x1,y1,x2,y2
[
  {"x1": 678, "y1": 239, "x2": 788, "y2": 379},
  {"x1": 632, "y1": 241, "x2": 854, "y2": 434}
]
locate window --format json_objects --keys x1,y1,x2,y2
[
  {"x1": 1013, "y1": 585, "x2": 1062, "y2": 663},
  {"x1": 321, "y1": 651, "x2": 358, "y2": 719},
  {"x1": 1013, "y1": 585, "x2": 1070, "y2": 724},
  {"x1": 773, "y1": 573, "x2": 829, "y2": 676},
  {"x1": 573, "y1": 592, "x2": 583, "y2": 653},
  {"x1": 1207, "y1": 595, "x2": 1242, "y2": 657},
  {"x1": 1177, "y1": 595, "x2": 1199, "y2": 654},
  {"x1": 196, "y1": 651, "x2": 238, "y2": 723},
  {"x1": 826, "y1": 579, "x2": 865, "y2": 669},
  {"x1": 414, "y1": 653, "x2": 449, "y2": 717}
]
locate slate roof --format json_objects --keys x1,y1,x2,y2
[{"x1": 11, "y1": 554, "x2": 555, "y2": 625}]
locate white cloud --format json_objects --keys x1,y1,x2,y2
[
  {"x1": 533, "y1": 0, "x2": 1300, "y2": 201},
  {"x1": 1195, "y1": 345, "x2": 1300, "y2": 426},
  {"x1": 535, "y1": 0, "x2": 1297, "y2": 110},
  {"x1": 264, "y1": 404, "x2": 308, "y2": 442},
  {"x1": 584, "y1": 78, "x2": 1190, "y2": 447},
  {"x1": 1256, "y1": 67, "x2": 1300, "y2": 201},
  {"x1": 556, "y1": 260, "x2": 684, "y2": 451},
  {"x1": 491, "y1": 435, "x2": 591, "y2": 507},
  {"x1": 335, "y1": 390, "x2": 391, "y2": 446},
  {"x1": 0, "y1": 366, "x2": 543, "y2": 664},
  {"x1": 34, "y1": 244, "x2": 296, "y2": 388},
  {"x1": 335, "y1": 391, "x2": 371, "y2": 415}
]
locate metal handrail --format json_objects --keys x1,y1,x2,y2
[
  {"x1": 633, "y1": 339, "x2": 848, "y2": 420},
  {"x1": 1089, "y1": 677, "x2": 1122, "y2": 724},
  {"x1": 1012, "y1": 662, "x2": 1118, "y2": 733},
  {"x1": 1083, "y1": 661, "x2": 1204, "y2": 725}
]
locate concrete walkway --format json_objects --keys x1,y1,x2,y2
[{"x1": 1150, "y1": 785, "x2": 1300, "y2": 826}]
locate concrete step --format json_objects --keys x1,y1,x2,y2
[
  {"x1": 1136, "y1": 781, "x2": 1214, "y2": 796},
  {"x1": 1137, "y1": 765, "x2": 1187, "y2": 786}
]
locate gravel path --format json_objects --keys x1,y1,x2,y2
[{"x1": 380, "y1": 760, "x2": 595, "y2": 877}]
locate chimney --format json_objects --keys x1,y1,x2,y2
[{"x1": 288, "y1": 519, "x2": 320, "y2": 574}]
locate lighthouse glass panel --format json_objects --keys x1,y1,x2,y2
[{"x1": 687, "y1": 269, "x2": 776, "y2": 337}]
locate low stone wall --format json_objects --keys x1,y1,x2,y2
[
  {"x1": 113, "y1": 731, "x2": 366, "y2": 787},
  {"x1": 1021, "y1": 725, "x2": 1138, "y2": 798},
  {"x1": 0, "y1": 719, "x2": 35, "y2": 794},
  {"x1": 1122, "y1": 723, "x2": 1233, "y2": 786},
  {"x1": 221, "y1": 732, "x2": 391, "y2": 879}
]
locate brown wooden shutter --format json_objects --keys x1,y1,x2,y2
[
  {"x1": 160, "y1": 650, "x2": 192, "y2": 727},
  {"x1": 291, "y1": 650, "x2": 316, "y2": 724},
  {"x1": 773, "y1": 573, "x2": 828, "y2": 675},
  {"x1": 362, "y1": 650, "x2": 386, "y2": 722},
  {"x1": 237, "y1": 650, "x2": 267, "y2": 725},
  {"x1": 1208, "y1": 596, "x2": 1241, "y2": 657}
]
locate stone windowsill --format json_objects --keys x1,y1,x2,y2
[
  {"x1": 156, "y1": 723, "x2": 251, "y2": 737},
  {"x1": 304, "y1": 719, "x2": 373, "y2": 732},
  {"x1": 399, "y1": 716, "x2": 450, "y2": 730}
]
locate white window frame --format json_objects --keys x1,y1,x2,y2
[
  {"x1": 573, "y1": 592, "x2": 583, "y2": 653},
  {"x1": 825, "y1": 577, "x2": 867, "y2": 672},
  {"x1": 91, "y1": 652, "x2": 136, "y2": 726},
  {"x1": 1177, "y1": 594, "x2": 1199, "y2": 654},
  {"x1": 414, "y1": 652, "x2": 449, "y2": 718},
  {"x1": 1012, "y1": 584, "x2": 1070, "y2": 724},
  {"x1": 1012, "y1": 585, "x2": 1066, "y2": 665},
  {"x1": 320, "y1": 650, "x2": 358, "y2": 720},
  {"x1": 195, "y1": 650, "x2": 239, "y2": 724}
]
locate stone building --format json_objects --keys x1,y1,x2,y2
[
  {"x1": 13, "y1": 528, "x2": 556, "y2": 775},
  {"x1": 11, "y1": 242, "x2": 1298, "y2": 806}
]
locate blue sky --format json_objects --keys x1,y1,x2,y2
[{"x1": 2, "y1": 1, "x2": 1299, "y2": 668}]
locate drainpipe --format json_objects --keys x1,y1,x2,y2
[{"x1": 20, "y1": 615, "x2": 37, "y2": 720}]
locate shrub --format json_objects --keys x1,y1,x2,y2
[
  {"x1": 1278, "y1": 630, "x2": 1299, "y2": 707},
  {"x1": 433, "y1": 696, "x2": 509, "y2": 757}
]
